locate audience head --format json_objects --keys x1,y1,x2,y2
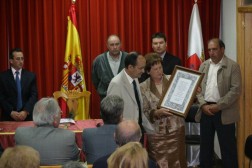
[
  {"x1": 107, "y1": 35, "x2": 121, "y2": 57},
  {"x1": 114, "y1": 120, "x2": 142, "y2": 146},
  {"x1": 208, "y1": 38, "x2": 225, "y2": 64},
  {"x1": 101, "y1": 95, "x2": 124, "y2": 124},
  {"x1": 151, "y1": 32, "x2": 167, "y2": 55},
  {"x1": 107, "y1": 142, "x2": 148, "y2": 168},
  {"x1": 9, "y1": 48, "x2": 24, "y2": 71},
  {"x1": 0, "y1": 145, "x2": 40, "y2": 168},
  {"x1": 33, "y1": 97, "x2": 61, "y2": 128},
  {"x1": 62, "y1": 161, "x2": 86, "y2": 168},
  {"x1": 124, "y1": 51, "x2": 146, "y2": 79}
]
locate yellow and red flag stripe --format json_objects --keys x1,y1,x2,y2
[{"x1": 60, "y1": 2, "x2": 88, "y2": 120}]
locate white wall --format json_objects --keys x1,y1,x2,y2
[{"x1": 221, "y1": 0, "x2": 236, "y2": 61}]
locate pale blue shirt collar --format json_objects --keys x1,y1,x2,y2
[
  {"x1": 160, "y1": 51, "x2": 166, "y2": 60},
  {"x1": 11, "y1": 67, "x2": 22, "y2": 78}
]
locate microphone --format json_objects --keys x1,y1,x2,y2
[{"x1": 96, "y1": 123, "x2": 101, "y2": 127}]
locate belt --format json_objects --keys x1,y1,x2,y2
[{"x1": 206, "y1": 102, "x2": 217, "y2": 105}]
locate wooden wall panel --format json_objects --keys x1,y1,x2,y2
[{"x1": 237, "y1": 1, "x2": 252, "y2": 167}]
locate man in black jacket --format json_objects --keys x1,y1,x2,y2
[
  {"x1": 93, "y1": 120, "x2": 157, "y2": 168},
  {"x1": 139, "y1": 32, "x2": 181, "y2": 83},
  {"x1": 0, "y1": 48, "x2": 38, "y2": 121}
]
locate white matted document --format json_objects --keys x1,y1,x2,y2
[
  {"x1": 60, "y1": 118, "x2": 76, "y2": 124},
  {"x1": 159, "y1": 66, "x2": 204, "y2": 118}
]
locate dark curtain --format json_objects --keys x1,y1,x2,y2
[{"x1": 0, "y1": 0, "x2": 220, "y2": 119}]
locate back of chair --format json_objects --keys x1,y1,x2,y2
[
  {"x1": 81, "y1": 91, "x2": 91, "y2": 116},
  {"x1": 40, "y1": 166, "x2": 62, "y2": 168},
  {"x1": 53, "y1": 90, "x2": 91, "y2": 119}
]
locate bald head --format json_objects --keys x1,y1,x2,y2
[
  {"x1": 107, "y1": 35, "x2": 120, "y2": 43},
  {"x1": 114, "y1": 120, "x2": 142, "y2": 146},
  {"x1": 107, "y1": 35, "x2": 121, "y2": 57}
]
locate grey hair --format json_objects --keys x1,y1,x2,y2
[
  {"x1": 33, "y1": 98, "x2": 61, "y2": 126},
  {"x1": 62, "y1": 161, "x2": 86, "y2": 168},
  {"x1": 100, "y1": 95, "x2": 124, "y2": 124}
]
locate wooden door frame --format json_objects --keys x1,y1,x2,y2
[{"x1": 237, "y1": 1, "x2": 252, "y2": 167}]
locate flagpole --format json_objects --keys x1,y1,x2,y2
[{"x1": 61, "y1": 0, "x2": 88, "y2": 119}]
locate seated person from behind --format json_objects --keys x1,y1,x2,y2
[
  {"x1": 0, "y1": 145, "x2": 40, "y2": 168},
  {"x1": 62, "y1": 161, "x2": 86, "y2": 168},
  {"x1": 93, "y1": 120, "x2": 157, "y2": 168},
  {"x1": 107, "y1": 142, "x2": 148, "y2": 168},
  {"x1": 82, "y1": 95, "x2": 123, "y2": 164},
  {"x1": 15, "y1": 97, "x2": 79, "y2": 165}
]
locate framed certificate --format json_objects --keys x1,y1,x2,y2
[{"x1": 158, "y1": 66, "x2": 204, "y2": 118}]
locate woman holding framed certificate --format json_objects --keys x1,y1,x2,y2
[{"x1": 140, "y1": 53, "x2": 186, "y2": 168}]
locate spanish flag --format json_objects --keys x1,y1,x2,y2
[
  {"x1": 186, "y1": 2, "x2": 205, "y2": 70},
  {"x1": 60, "y1": 1, "x2": 88, "y2": 120}
]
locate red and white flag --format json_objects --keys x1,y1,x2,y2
[{"x1": 186, "y1": 2, "x2": 204, "y2": 70}]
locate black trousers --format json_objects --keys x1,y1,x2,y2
[{"x1": 200, "y1": 111, "x2": 238, "y2": 168}]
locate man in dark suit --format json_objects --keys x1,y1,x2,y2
[
  {"x1": 93, "y1": 120, "x2": 157, "y2": 168},
  {"x1": 15, "y1": 97, "x2": 79, "y2": 165},
  {"x1": 152, "y1": 32, "x2": 181, "y2": 74},
  {"x1": 82, "y1": 95, "x2": 124, "y2": 164},
  {"x1": 139, "y1": 32, "x2": 181, "y2": 83},
  {"x1": 0, "y1": 48, "x2": 38, "y2": 121}
]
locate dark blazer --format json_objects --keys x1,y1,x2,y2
[
  {"x1": 82, "y1": 124, "x2": 117, "y2": 164},
  {"x1": 93, "y1": 153, "x2": 157, "y2": 168},
  {"x1": 0, "y1": 69, "x2": 38, "y2": 121},
  {"x1": 162, "y1": 52, "x2": 181, "y2": 75}
]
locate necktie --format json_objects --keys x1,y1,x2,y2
[
  {"x1": 132, "y1": 80, "x2": 142, "y2": 126},
  {"x1": 15, "y1": 71, "x2": 22, "y2": 111}
]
